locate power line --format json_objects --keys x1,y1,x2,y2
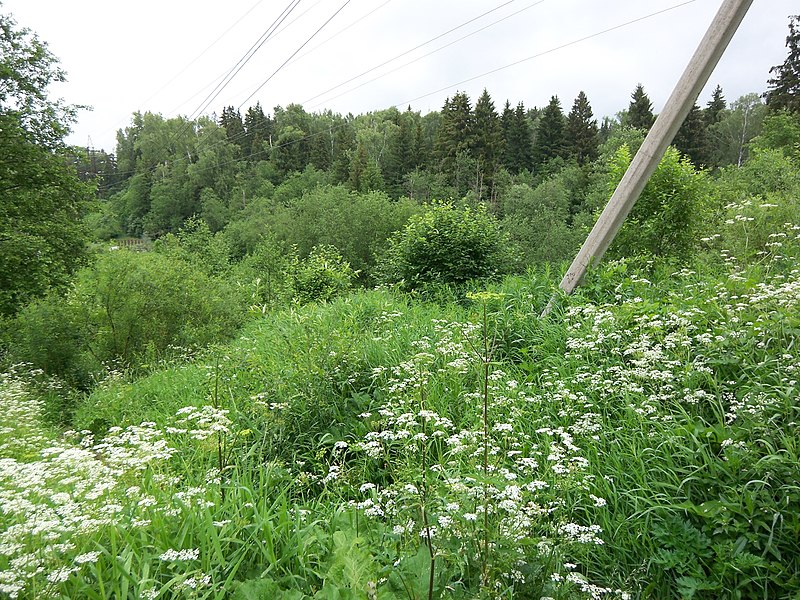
[
  {"x1": 186, "y1": 0, "x2": 304, "y2": 123},
  {"x1": 398, "y1": 0, "x2": 699, "y2": 107},
  {"x1": 236, "y1": 0, "x2": 354, "y2": 111},
  {"x1": 307, "y1": 0, "x2": 547, "y2": 110},
  {"x1": 137, "y1": 0, "x2": 268, "y2": 109},
  {"x1": 300, "y1": 0, "x2": 519, "y2": 106},
  {"x1": 83, "y1": 0, "x2": 274, "y2": 152},
  {"x1": 286, "y1": 0, "x2": 394, "y2": 68}
]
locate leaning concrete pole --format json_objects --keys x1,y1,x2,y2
[{"x1": 548, "y1": 0, "x2": 753, "y2": 309}]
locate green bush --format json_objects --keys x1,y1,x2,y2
[
  {"x1": 9, "y1": 294, "x2": 99, "y2": 390},
  {"x1": 608, "y1": 145, "x2": 709, "y2": 263},
  {"x1": 231, "y1": 236, "x2": 293, "y2": 312},
  {"x1": 8, "y1": 250, "x2": 245, "y2": 387},
  {"x1": 289, "y1": 245, "x2": 356, "y2": 305},
  {"x1": 500, "y1": 178, "x2": 582, "y2": 265},
  {"x1": 381, "y1": 201, "x2": 517, "y2": 289}
]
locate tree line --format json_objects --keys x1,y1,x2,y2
[{"x1": 2, "y1": 7, "x2": 799, "y2": 321}]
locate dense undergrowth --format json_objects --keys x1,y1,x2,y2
[{"x1": 2, "y1": 243, "x2": 799, "y2": 598}]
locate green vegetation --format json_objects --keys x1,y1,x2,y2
[{"x1": 2, "y1": 7, "x2": 800, "y2": 600}]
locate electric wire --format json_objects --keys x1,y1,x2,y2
[
  {"x1": 307, "y1": 0, "x2": 547, "y2": 110},
  {"x1": 398, "y1": 0, "x2": 699, "y2": 107},
  {"x1": 138, "y1": 0, "x2": 268, "y2": 109},
  {"x1": 186, "y1": 0, "x2": 303, "y2": 123},
  {"x1": 237, "y1": 0, "x2": 353, "y2": 111},
  {"x1": 83, "y1": 0, "x2": 272, "y2": 153},
  {"x1": 300, "y1": 0, "x2": 519, "y2": 106},
  {"x1": 167, "y1": 0, "x2": 325, "y2": 117},
  {"x1": 285, "y1": 0, "x2": 394, "y2": 68}
]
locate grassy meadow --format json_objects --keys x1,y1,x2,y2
[{"x1": 2, "y1": 240, "x2": 799, "y2": 598}]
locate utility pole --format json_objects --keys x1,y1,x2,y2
[{"x1": 543, "y1": 0, "x2": 754, "y2": 315}]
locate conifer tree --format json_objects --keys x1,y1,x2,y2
[
  {"x1": 704, "y1": 85, "x2": 727, "y2": 126},
  {"x1": 219, "y1": 106, "x2": 246, "y2": 155},
  {"x1": 472, "y1": 89, "x2": 504, "y2": 186},
  {"x1": 532, "y1": 96, "x2": 566, "y2": 168},
  {"x1": 673, "y1": 103, "x2": 707, "y2": 166},
  {"x1": 599, "y1": 116, "x2": 614, "y2": 144},
  {"x1": 627, "y1": 84, "x2": 655, "y2": 130},
  {"x1": 243, "y1": 102, "x2": 273, "y2": 160},
  {"x1": 501, "y1": 102, "x2": 533, "y2": 174},
  {"x1": 434, "y1": 92, "x2": 474, "y2": 178},
  {"x1": 395, "y1": 107, "x2": 417, "y2": 174},
  {"x1": 565, "y1": 91, "x2": 599, "y2": 165},
  {"x1": 766, "y1": 15, "x2": 800, "y2": 114},
  {"x1": 500, "y1": 100, "x2": 515, "y2": 165}
]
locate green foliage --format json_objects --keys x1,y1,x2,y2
[
  {"x1": 500, "y1": 179, "x2": 581, "y2": 265},
  {"x1": 0, "y1": 12, "x2": 92, "y2": 317},
  {"x1": 707, "y1": 93, "x2": 767, "y2": 168},
  {"x1": 381, "y1": 201, "x2": 517, "y2": 289},
  {"x1": 8, "y1": 251, "x2": 244, "y2": 389},
  {"x1": 231, "y1": 235, "x2": 293, "y2": 312},
  {"x1": 77, "y1": 251, "x2": 243, "y2": 364},
  {"x1": 9, "y1": 294, "x2": 97, "y2": 390},
  {"x1": 501, "y1": 101, "x2": 534, "y2": 175},
  {"x1": 565, "y1": 91, "x2": 599, "y2": 166},
  {"x1": 751, "y1": 110, "x2": 800, "y2": 160},
  {"x1": 289, "y1": 245, "x2": 356, "y2": 305},
  {"x1": 532, "y1": 95, "x2": 567, "y2": 169},
  {"x1": 705, "y1": 149, "x2": 800, "y2": 265},
  {"x1": 608, "y1": 144, "x2": 709, "y2": 263},
  {"x1": 673, "y1": 103, "x2": 708, "y2": 166},
  {"x1": 228, "y1": 184, "x2": 418, "y2": 285},
  {"x1": 154, "y1": 217, "x2": 232, "y2": 277}
]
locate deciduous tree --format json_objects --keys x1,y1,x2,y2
[{"x1": 0, "y1": 11, "x2": 92, "y2": 316}]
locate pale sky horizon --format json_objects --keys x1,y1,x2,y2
[{"x1": 2, "y1": 0, "x2": 796, "y2": 153}]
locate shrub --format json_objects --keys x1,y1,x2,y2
[
  {"x1": 607, "y1": 145, "x2": 709, "y2": 263},
  {"x1": 500, "y1": 178, "x2": 583, "y2": 265},
  {"x1": 289, "y1": 245, "x2": 356, "y2": 305},
  {"x1": 9, "y1": 294, "x2": 98, "y2": 390},
  {"x1": 381, "y1": 201, "x2": 517, "y2": 289},
  {"x1": 8, "y1": 251, "x2": 245, "y2": 387}
]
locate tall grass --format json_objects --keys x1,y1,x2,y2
[{"x1": 2, "y1": 248, "x2": 799, "y2": 597}]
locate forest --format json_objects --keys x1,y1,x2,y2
[{"x1": 1, "y1": 6, "x2": 800, "y2": 600}]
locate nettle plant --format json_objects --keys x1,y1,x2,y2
[{"x1": 326, "y1": 294, "x2": 627, "y2": 599}]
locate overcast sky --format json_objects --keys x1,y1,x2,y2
[{"x1": 2, "y1": 0, "x2": 795, "y2": 152}]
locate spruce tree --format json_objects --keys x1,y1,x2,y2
[
  {"x1": 472, "y1": 89, "x2": 504, "y2": 188},
  {"x1": 565, "y1": 91, "x2": 599, "y2": 165},
  {"x1": 243, "y1": 102, "x2": 273, "y2": 160},
  {"x1": 627, "y1": 84, "x2": 655, "y2": 130},
  {"x1": 673, "y1": 103, "x2": 707, "y2": 166},
  {"x1": 500, "y1": 100, "x2": 515, "y2": 169},
  {"x1": 434, "y1": 92, "x2": 474, "y2": 178},
  {"x1": 219, "y1": 106, "x2": 246, "y2": 155},
  {"x1": 395, "y1": 107, "x2": 417, "y2": 174},
  {"x1": 502, "y1": 102, "x2": 533, "y2": 174},
  {"x1": 532, "y1": 95, "x2": 566, "y2": 169},
  {"x1": 766, "y1": 15, "x2": 800, "y2": 114},
  {"x1": 704, "y1": 85, "x2": 727, "y2": 126}
]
